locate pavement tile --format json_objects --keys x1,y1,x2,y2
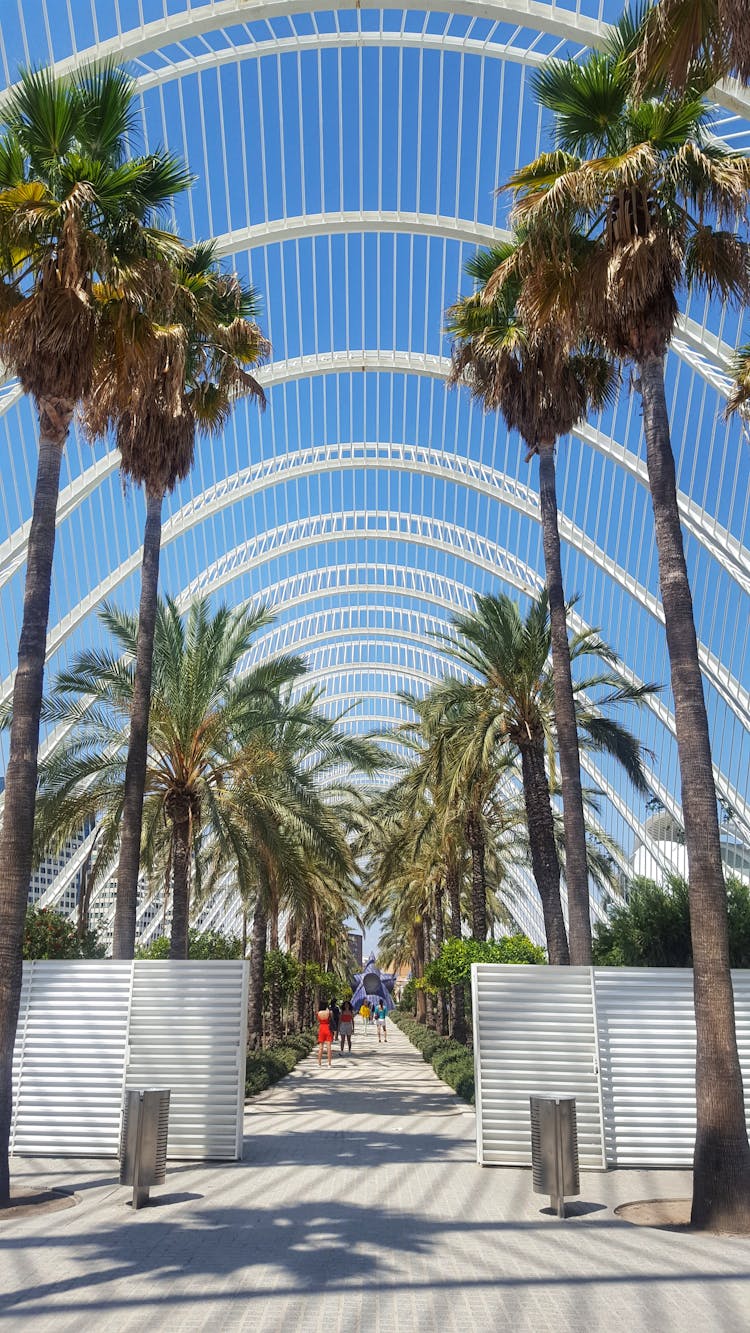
[{"x1": 1, "y1": 1021, "x2": 748, "y2": 1331}]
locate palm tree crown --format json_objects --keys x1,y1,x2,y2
[
  {"x1": 0, "y1": 62, "x2": 191, "y2": 403},
  {"x1": 500, "y1": 12, "x2": 750, "y2": 359}
]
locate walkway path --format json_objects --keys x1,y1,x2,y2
[{"x1": 1, "y1": 1021, "x2": 749, "y2": 1330}]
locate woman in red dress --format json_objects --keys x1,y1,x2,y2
[{"x1": 317, "y1": 1001, "x2": 334, "y2": 1067}]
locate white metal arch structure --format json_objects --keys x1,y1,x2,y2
[
  {"x1": 4, "y1": 447, "x2": 747, "y2": 747},
  {"x1": 1, "y1": 0, "x2": 749, "y2": 936},
  {"x1": 6, "y1": 0, "x2": 749, "y2": 121}
]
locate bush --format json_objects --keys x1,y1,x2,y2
[
  {"x1": 592, "y1": 874, "x2": 750, "y2": 967},
  {"x1": 422, "y1": 934, "x2": 545, "y2": 992},
  {"x1": 245, "y1": 1029, "x2": 316, "y2": 1097},
  {"x1": 137, "y1": 928, "x2": 243, "y2": 960},
  {"x1": 23, "y1": 907, "x2": 105, "y2": 960},
  {"x1": 399, "y1": 977, "x2": 418, "y2": 1013},
  {"x1": 391, "y1": 1011, "x2": 475, "y2": 1104}
]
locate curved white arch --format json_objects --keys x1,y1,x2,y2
[
  {"x1": 10, "y1": 0, "x2": 748, "y2": 120},
  {"x1": 4, "y1": 339, "x2": 744, "y2": 608},
  {"x1": 181, "y1": 509, "x2": 750, "y2": 736},
  {"x1": 4, "y1": 437, "x2": 748, "y2": 746},
  {"x1": 12, "y1": 482, "x2": 746, "y2": 748}
]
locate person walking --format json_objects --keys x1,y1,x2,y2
[
  {"x1": 360, "y1": 1001, "x2": 371, "y2": 1033},
  {"x1": 317, "y1": 1000, "x2": 334, "y2": 1068},
  {"x1": 331, "y1": 999, "x2": 341, "y2": 1038},
  {"x1": 374, "y1": 999, "x2": 388, "y2": 1043},
  {"x1": 338, "y1": 1000, "x2": 354, "y2": 1053}
]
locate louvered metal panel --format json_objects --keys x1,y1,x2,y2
[
  {"x1": 125, "y1": 961, "x2": 248, "y2": 1161},
  {"x1": 10, "y1": 961, "x2": 132, "y2": 1156},
  {"x1": 472, "y1": 965, "x2": 605, "y2": 1168},
  {"x1": 11, "y1": 961, "x2": 248, "y2": 1162},
  {"x1": 594, "y1": 968, "x2": 750, "y2": 1167}
]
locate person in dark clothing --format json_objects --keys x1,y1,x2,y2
[{"x1": 330, "y1": 1000, "x2": 341, "y2": 1036}]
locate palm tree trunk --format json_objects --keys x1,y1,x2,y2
[
  {"x1": 413, "y1": 920, "x2": 427, "y2": 1024},
  {"x1": 423, "y1": 913, "x2": 435, "y2": 1028},
  {"x1": 538, "y1": 437, "x2": 591, "y2": 965},
  {"x1": 0, "y1": 399, "x2": 71, "y2": 1204},
  {"x1": 248, "y1": 901, "x2": 268, "y2": 1050},
  {"x1": 434, "y1": 880, "x2": 447, "y2": 1036},
  {"x1": 269, "y1": 903, "x2": 281, "y2": 1044},
  {"x1": 168, "y1": 812, "x2": 191, "y2": 960},
  {"x1": 465, "y1": 810, "x2": 488, "y2": 940},
  {"x1": 520, "y1": 737, "x2": 570, "y2": 966},
  {"x1": 445, "y1": 860, "x2": 467, "y2": 1044},
  {"x1": 113, "y1": 489, "x2": 163, "y2": 959},
  {"x1": 639, "y1": 352, "x2": 750, "y2": 1230}
]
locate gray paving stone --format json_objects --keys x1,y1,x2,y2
[{"x1": 1, "y1": 1021, "x2": 748, "y2": 1330}]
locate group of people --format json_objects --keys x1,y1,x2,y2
[{"x1": 315, "y1": 997, "x2": 388, "y2": 1067}]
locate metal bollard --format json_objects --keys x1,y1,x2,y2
[
  {"x1": 529, "y1": 1094, "x2": 580, "y2": 1219},
  {"x1": 119, "y1": 1089, "x2": 170, "y2": 1210}
]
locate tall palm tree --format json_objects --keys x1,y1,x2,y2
[
  {"x1": 447, "y1": 240, "x2": 616, "y2": 963},
  {"x1": 84, "y1": 243, "x2": 270, "y2": 959},
  {"x1": 34, "y1": 596, "x2": 305, "y2": 958},
  {"x1": 0, "y1": 62, "x2": 190, "y2": 1204},
  {"x1": 438, "y1": 592, "x2": 654, "y2": 964},
  {"x1": 502, "y1": 9, "x2": 750, "y2": 1230}
]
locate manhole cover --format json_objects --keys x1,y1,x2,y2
[
  {"x1": 614, "y1": 1199, "x2": 691, "y2": 1230},
  {"x1": 0, "y1": 1187, "x2": 80, "y2": 1221}
]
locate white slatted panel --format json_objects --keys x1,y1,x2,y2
[
  {"x1": 472, "y1": 965, "x2": 604, "y2": 1168},
  {"x1": 10, "y1": 961, "x2": 132, "y2": 1156},
  {"x1": 594, "y1": 968, "x2": 750, "y2": 1167},
  {"x1": 125, "y1": 961, "x2": 247, "y2": 1161}
]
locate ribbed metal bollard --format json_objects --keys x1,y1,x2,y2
[
  {"x1": 530, "y1": 1094, "x2": 580, "y2": 1219},
  {"x1": 119, "y1": 1089, "x2": 170, "y2": 1210}
]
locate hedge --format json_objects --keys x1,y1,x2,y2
[
  {"x1": 391, "y1": 1010, "x2": 475, "y2": 1104},
  {"x1": 245, "y1": 1029, "x2": 317, "y2": 1097}
]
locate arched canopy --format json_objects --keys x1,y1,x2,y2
[{"x1": 1, "y1": 0, "x2": 749, "y2": 940}]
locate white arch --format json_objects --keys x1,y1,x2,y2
[
  {"x1": 176, "y1": 508, "x2": 750, "y2": 736},
  {"x1": 9, "y1": 0, "x2": 747, "y2": 120},
  {"x1": 4, "y1": 346, "x2": 744, "y2": 607},
  {"x1": 4, "y1": 441, "x2": 748, "y2": 756}
]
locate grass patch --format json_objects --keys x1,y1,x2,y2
[
  {"x1": 390, "y1": 1010, "x2": 475, "y2": 1104},
  {"x1": 245, "y1": 1030, "x2": 316, "y2": 1097}
]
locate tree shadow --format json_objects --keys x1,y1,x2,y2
[{"x1": 0, "y1": 1194, "x2": 747, "y2": 1320}]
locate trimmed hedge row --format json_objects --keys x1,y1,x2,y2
[
  {"x1": 391, "y1": 1010, "x2": 475, "y2": 1104},
  {"x1": 245, "y1": 1030, "x2": 317, "y2": 1097}
]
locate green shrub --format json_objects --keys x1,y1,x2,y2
[
  {"x1": 23, "y1": 907, "x2": 104, "y2": 959},
  {"x1": 245, "y1": 1030, "x2": 316, "y2": 1097},
  {"x1": 137, "y1": 927, "x2": 242, "y2": 960},
  {"x1": 592, "y1": 874, "x2": 750, "y2": 967},
  {"x1": 423, "y1": 935, "x2": 545, "y2": 992},
  {"x1": 391, "y1": 1011, "x2": 475, "y2": 1104}
]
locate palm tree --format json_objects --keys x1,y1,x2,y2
[
  {"x1": 34, "y1": 596, "x2": 305, "y2": 959},
  {"x1": 503, "y1": 9, "x2": 750, "y2": 1230},
  {"x1": 637, "y1": 0, "x2": 750, "y2": 88},
  {"x1": 447, "y1": 240, "x2": 616, "y2": 963},
  {"x1": 0, "y1": 62, "x2": 191, "y2": 1204},
  {"x1": 438, "y1": 591, "x2": 654, "y2": 964},
  {"x1": 401, "y1": 685, "x2": 521, "y2": 943},
  {"x1": 235, "y1": 691, "x2": 381, "y2": 1047},
  {"x1": 84, "y1": 243, "x2": 270, "y2": 959},
  {"x1": 726, "y1": 344, "x2": 750, "y2": 422}
]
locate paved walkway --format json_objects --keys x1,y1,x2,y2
[{"x1": 1, "y1": 1022, "x2": 749, "y2": 1330}]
